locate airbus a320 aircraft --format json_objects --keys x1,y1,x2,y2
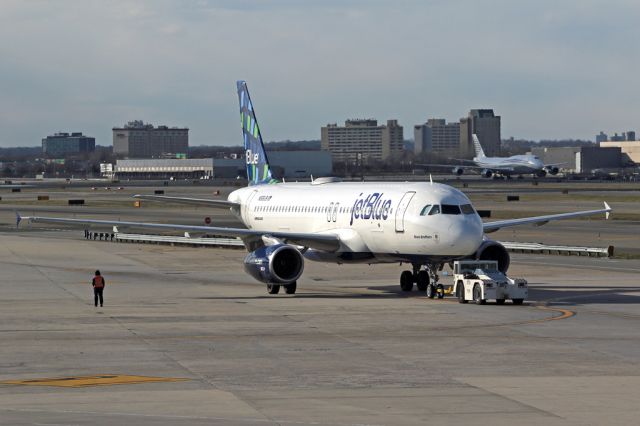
[
  {"x1": 423, "y1": 134, "x2": 564, "y2": 178},
  {"x1": 19, "y1": 81, "x2": 611, "y2": 296}
]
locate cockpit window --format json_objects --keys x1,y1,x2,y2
[
  {"x1": 420, "y1": 204, "x2": 432, "y2": 216},
  {"x1": 441, "y1": 204, "x2": 461, "y2": 215},
  {"x1": 460, "y1": 204, "x2": 475, "y2": 214},
  {"x1": 428, "y1": 205, "x2": 440, "y2": 215}
]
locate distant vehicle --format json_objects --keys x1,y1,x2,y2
[
  {"x1": 421, "y1": 135, "x2": 564, "y2": 178},
  {"x1": 452, "y1": 260, "x2": 527, "y2": 305}
]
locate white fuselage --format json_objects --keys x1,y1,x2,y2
[
  {"x1": 474, "y1": 154, "x2": 545, "y2": 175},
  {"x1": 227, "y1": 181, "x2": 483, "y2": 263}
]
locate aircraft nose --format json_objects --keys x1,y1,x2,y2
[{"x1": 446, "y1": 216, "x2": 483, "y2": 255}]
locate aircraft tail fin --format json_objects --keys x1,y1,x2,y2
[
  {"x1": 237, "y1": 81, "x2": 277, "y2": 186},
  {"x1": 472, "y1": 134, "x2": 486, "y2": 158}
]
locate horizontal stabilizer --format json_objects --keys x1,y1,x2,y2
[{"x1": 133, "y1": 195, "x2": 239, "y2": 209}]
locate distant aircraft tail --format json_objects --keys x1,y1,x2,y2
[
  {"x1": 237, "y1": 81, "x2": 277, "y2": 185},
  {"x1": 472, "y1": 134, "x2": 486, "y2": 158}
]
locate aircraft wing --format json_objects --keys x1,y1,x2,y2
[
  {"x1": 418, "y1": 163, "x2": 515, "y2": 173},
  {"x1": 17, "y1": 214, "x2": 341, "y2": 252},
  {"x1": 133, "y1": 194, "x2": 239, "y2": 209},
  {"x1": 483, "y1": 202, "x2": 611, "y2": 233}
]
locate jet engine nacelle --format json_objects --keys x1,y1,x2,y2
[
  {"x1": 452, "y1": 166, "x2": 464, "y2": 176},
  {"x1": 481, "y1": 169, "x2": 493, "y2": 178},
  {"x1": 536, "y1": 169, "x2": 547, "y2": 178},
  {"x1": 472, "y1": 240, "x2": 510, "y2": 273},
  {"x1": 243, "y1": 244, "x2": 304, "y2": 284},
  {"x1": 545, "y1": 166, "x2": 559, "y2": 175}
]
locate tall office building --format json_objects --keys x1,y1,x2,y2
[
  {"x1": 414, "y1": 119, "x2": 461, "y2": 155},
  {"x1": 321, "y1": 119, "x2": 404, "y2": 162},
  {"x1": 113, "y1": 120, "x2": 189, "y2": 158},
  {"x1": 42, "y1": 132, "x2": 95, "y2": 157},
  {"x1": 460, "y1": 109, "x2": 501, "y2": 157}
]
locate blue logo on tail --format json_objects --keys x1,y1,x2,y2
[{"x1": 237, "y1": 81, "x2": 277, "y2": 186}]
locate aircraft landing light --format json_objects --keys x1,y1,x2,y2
[{"x1": 0, "y1": 374, "x2": 189, "y2": 388}]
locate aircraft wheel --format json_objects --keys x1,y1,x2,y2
[
  {"x1": 416, "y1": 271, "x2": 429, "y2": 292},
  {"x1": 496, "y1": 298, "x2": 505, "y2": 305},
  {"x1": 457, "y1": 281, "x2": 467, "y2": 304},
  {"x1": 436, "y1": 284, "x2": 444, "y2": 299},
  {"x1": 284, "y1": 282, "x2": 297, "y2": 294},
  {"x1": 267, "y1": 284, "x2": 280, "y2": 295},
  {"x1": 400, "y1": 271, "x2": 413, "y2": 292},
  {"x1": 512, "y1": 298, "x2": 524, "y2": 305},
  {"x1": 473, "y1": 284, "x2": 485, "y2": 305},
  {"x1": 426, "y1": 284, "x2": 436, "y2": 299}
]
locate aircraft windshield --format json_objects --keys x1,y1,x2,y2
[
  {"x1": 420, "y1": 204, "x2": 432, "y2": 216},
  {"x1": 460, "y1": 204, "x2": 475, "y2": 214},
  {"x1": 441, "y1": 204, "x2": 461, "y2": 215}
]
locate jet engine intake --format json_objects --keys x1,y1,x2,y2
[
  {"x1": 473, "y1": 240, "x2": 510, "y2": 273},
  {"x1": 545, "y1": 166, "x2": 559, "y2": 175},
  {"x1": 536, "y1": 169, "x2": 547, "y2": 178},
  {"x1": 481, "y1": 169, "x2": 493, "y2": 178},
  {"x1": 244, "y1": 244, "x2": 304, "y2": 284},
  {"x1": 452, "y1": 166, "x2": 464, "y2": 176}
]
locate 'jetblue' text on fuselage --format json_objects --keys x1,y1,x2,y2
[{"x1": 350, "y1": 193, "x2": 393, "y2": 225}]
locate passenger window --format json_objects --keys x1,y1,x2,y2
[
  {"x1": 442, "y1": 204, "x2": 461, "y2": 214},
  {"x1": 420, "y1": 204, "x2": 432, "y2": 216},
  {"x1": 460, "y1": 204, "x2": 475, "y2": 214},
  {"x1": 428, "y1": 205, "x2": 440, "y2": 215}
]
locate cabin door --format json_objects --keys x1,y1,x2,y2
[{"x1": 394, "y1": 191, "x2": 415, "y2": 232}]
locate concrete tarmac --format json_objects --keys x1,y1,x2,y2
[{"x1": 1, "y1": 230, "x2": 640, "y2": 425}]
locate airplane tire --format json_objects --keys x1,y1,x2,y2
[
  {"x1": 400, "y1": 271, "x2": 414, "y2": 292},
  {"x1": 473, "y1": 284, "x2": 485, "y2": 305},
  {"x1": 512, "y1": 298, "x2": 524, "y2": 305},
  {"x1": 267, "y1": 284, "x2": 280, "y2": 295},
  {"x1": 457, "y1": 281, "x2": 467, "y2": 303},
  {"x1": 416, "y1": 271, "x2": 429, "y2": 292},
  {"x1": 496, "y1": 298, "x2": 505, "y2": 305},
  {"x1": 285, "y1": 282, "x2": 297, "y2": 294}
]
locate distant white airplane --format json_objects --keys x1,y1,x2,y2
[
  {"x1": 18, "y1": 81, "x2": 611, "y2": 295},
  {"x1": 422, "y1": 134, "x2": 564, "y2": 178}
]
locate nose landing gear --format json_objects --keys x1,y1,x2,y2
[{"x1": 399, "y1": 263, "x2": 444, "y2": 298}]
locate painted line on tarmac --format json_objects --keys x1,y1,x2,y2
[{"x1": 0, "y1": 374, "x2": 188, "y2": 388}]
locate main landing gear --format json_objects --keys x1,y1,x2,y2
[
  {"x1": 267, "y1": 281, "x2": 297, "y2": 295},
  {"x1": 399, "y1": 264, "x2": 444, "y2": 299}
]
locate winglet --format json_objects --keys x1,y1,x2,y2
[
  {"x1": 15, "y1": 212, "x2": 22, "y2": 229},
  {"x1": 604, "y1": 201, "x2": 611, "y2": 220},
  {"x1": 429, "y1": 174, "x2": 433, "y2": 185}
]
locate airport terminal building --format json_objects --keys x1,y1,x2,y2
[{"x1": 108, "y1": 151, "x2": 332, "y2": 180}]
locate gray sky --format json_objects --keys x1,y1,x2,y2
[{"x1": 1, "y1": 0, "x2": 639, "y2": 148}]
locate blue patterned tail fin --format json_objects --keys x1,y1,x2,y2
[{"x1": 237, "y1": 81, "x2": 277, "y2": 186}]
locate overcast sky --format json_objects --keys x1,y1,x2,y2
[{"x1": 1, "y1": 0, "x2": 639, "y2": 147}]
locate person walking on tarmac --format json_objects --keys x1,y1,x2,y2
[{"x1": 92, "y1": 270, "x2": 105, "y2": 307}]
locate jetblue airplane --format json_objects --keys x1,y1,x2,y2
[
  {"x1": 424, "y1": 134, "x2": 564, "y2": 178},
  {"x1": 19, "y1": 81, "x2": 611, "y2": 295}
]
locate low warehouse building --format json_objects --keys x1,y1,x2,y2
[
  {"x1": 599, "y1": 141, "x2": 640, "y2": 164},
  {"x1": 531, "y1": 146, "x2": 621, "y2": 173},
  {"x1": 109, "y1": 151, "x2": 332, "y2": 180}
]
